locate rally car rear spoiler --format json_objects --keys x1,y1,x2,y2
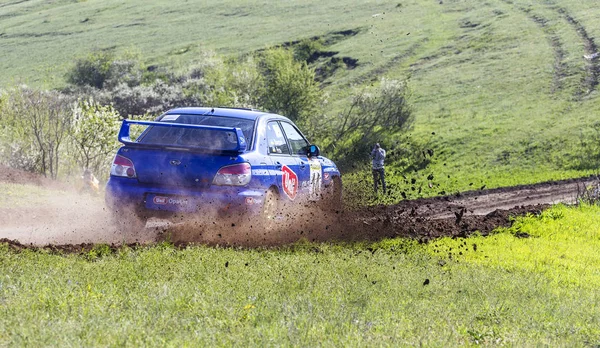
[{"x1": 117, "y1": 119, "x2": 248, "y2": 153}]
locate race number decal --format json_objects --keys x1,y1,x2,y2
[
  {"x1": 281, "y1": 165, "x2": 298, "y2": 200},
  {"x1": 309, "y1": 158, "x2": 322, "y2": 199}
]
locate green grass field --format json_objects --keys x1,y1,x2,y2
[
  {"x1": 1, "y1": 204, "x2": 599, "y2": 346},
  {"x1": 2, "y1": 0, "x2": 600, "y2": 197}
]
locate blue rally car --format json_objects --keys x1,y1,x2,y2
[{"x1": 105, "y1": 107, "x2": 342, "y2": 230}]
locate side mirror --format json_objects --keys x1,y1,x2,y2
[{"x1": 308, "y1": 144, "x2": 320, "y2": 157}]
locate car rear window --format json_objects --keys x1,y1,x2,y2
[{"x1": 138, "y1": 114, "x2": 255, "y2": 148}]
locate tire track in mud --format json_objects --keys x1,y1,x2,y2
[
  {"x1": 349, "y1": 39, "x2": 426, "y2": 86},
  {"x1": 504, "y1": 0, "x2": 600, "y2": 96},
  {"x1": 497, "y1": 0, "x2": 568, "y2": 94},
  {"x1": 497, "y1": 0, "x2": 600, "y2": 97},
  {"x1": 0, "y1": 0, "x2": 29, "y2": 9},
  {"x1": 522, "y1": 10, "x2": 567, "y2": 94},
  {"x1": 554, "y1": 7, "x2": 600, "y2": 96}
]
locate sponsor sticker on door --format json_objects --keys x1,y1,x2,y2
[{"x1": 281, "y1": 165, "x2": 298, "y2": 200}]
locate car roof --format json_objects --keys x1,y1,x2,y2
[{"x1": 164, "y1": 107, "x2": 288, "y2": 121}]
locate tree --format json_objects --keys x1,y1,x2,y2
[
  {"x1": 5, "y1": 87, "x2": 73, "y2": 178},
  {"x1": 325, "y1": 78, "x2": 414, "y2": 167},
  {"x1": 259, "y1": 48, "x2": 321, "y2": 122},
  {"x1": 70, "y1": 99, "x2": 121, "y2": 177}
]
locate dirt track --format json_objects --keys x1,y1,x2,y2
[{"x1": 0, "y1": 163, "x2": 596, "y2": 249}]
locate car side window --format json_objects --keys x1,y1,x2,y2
[
  {"x1": 267, "y1": 121, "x2": 290, "y2": 155},
  {"x1": 280, "y1": 122, "x2": 309, "y2": 156}
]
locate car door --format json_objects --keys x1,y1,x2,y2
[
  {"x1": 266, "y1": 121, "x2": 300, "y2": 201},
  {"x1": 279, "y1": 122, "x2": 313, "y2": 199}
]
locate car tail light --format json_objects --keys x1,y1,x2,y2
[
  {"x1": 213, "y1": 163, "x2": 251, "y2": 186},
  {"x1": 110, "y1": 155, "x2": 137, "y2": 178}
]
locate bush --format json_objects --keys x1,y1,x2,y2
[
  {"x1": 67, "y1": 51, "x2": 144, "y2": 89},
  {"x1": 293, "y1": 38, "x2": 325, "y2": 63},
  {"x1": 66, "y1": 51, "x2": 116, "y2": 89},
  {"x1": 110, "y1": 80, "x2": 188, "y2": 117},
  {"x1": 103, "y1": 58, "x2": 143, "y2": 89},
  {"x1": 183, "y1": 54, "x2": 264, "y2": 108}
]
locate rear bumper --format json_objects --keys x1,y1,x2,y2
[{"x1": 105, "y1": 176, "x2": 265, "y2": 217}]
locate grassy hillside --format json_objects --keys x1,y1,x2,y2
[{"x1": 2, "y1": 0, "x2": 600, "y2": 195}]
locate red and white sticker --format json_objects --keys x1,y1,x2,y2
[
  {"x1": 281, "y1": 165, "x2": 298, "y2": 200},
  {"x1": 153, "y1": 196, "x2": 168, "y2": 205}
]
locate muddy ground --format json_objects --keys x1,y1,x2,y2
[{"x1": 0, "y1": 165, "x2": 595, "y2": 251}]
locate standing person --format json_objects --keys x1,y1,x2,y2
[{"x1": 371, "y1": 143, "x2": 387, "y2": 194}]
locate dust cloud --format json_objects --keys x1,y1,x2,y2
[
  {"x1": 0, "y1": 190, "x2": 154, "y2": 246},
  {"x1": 0, "y1": 165, "x2": 350, "y2": 247},
  {"x1": 0, "y1": 165, "x2": 152, "y2": 246}
]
